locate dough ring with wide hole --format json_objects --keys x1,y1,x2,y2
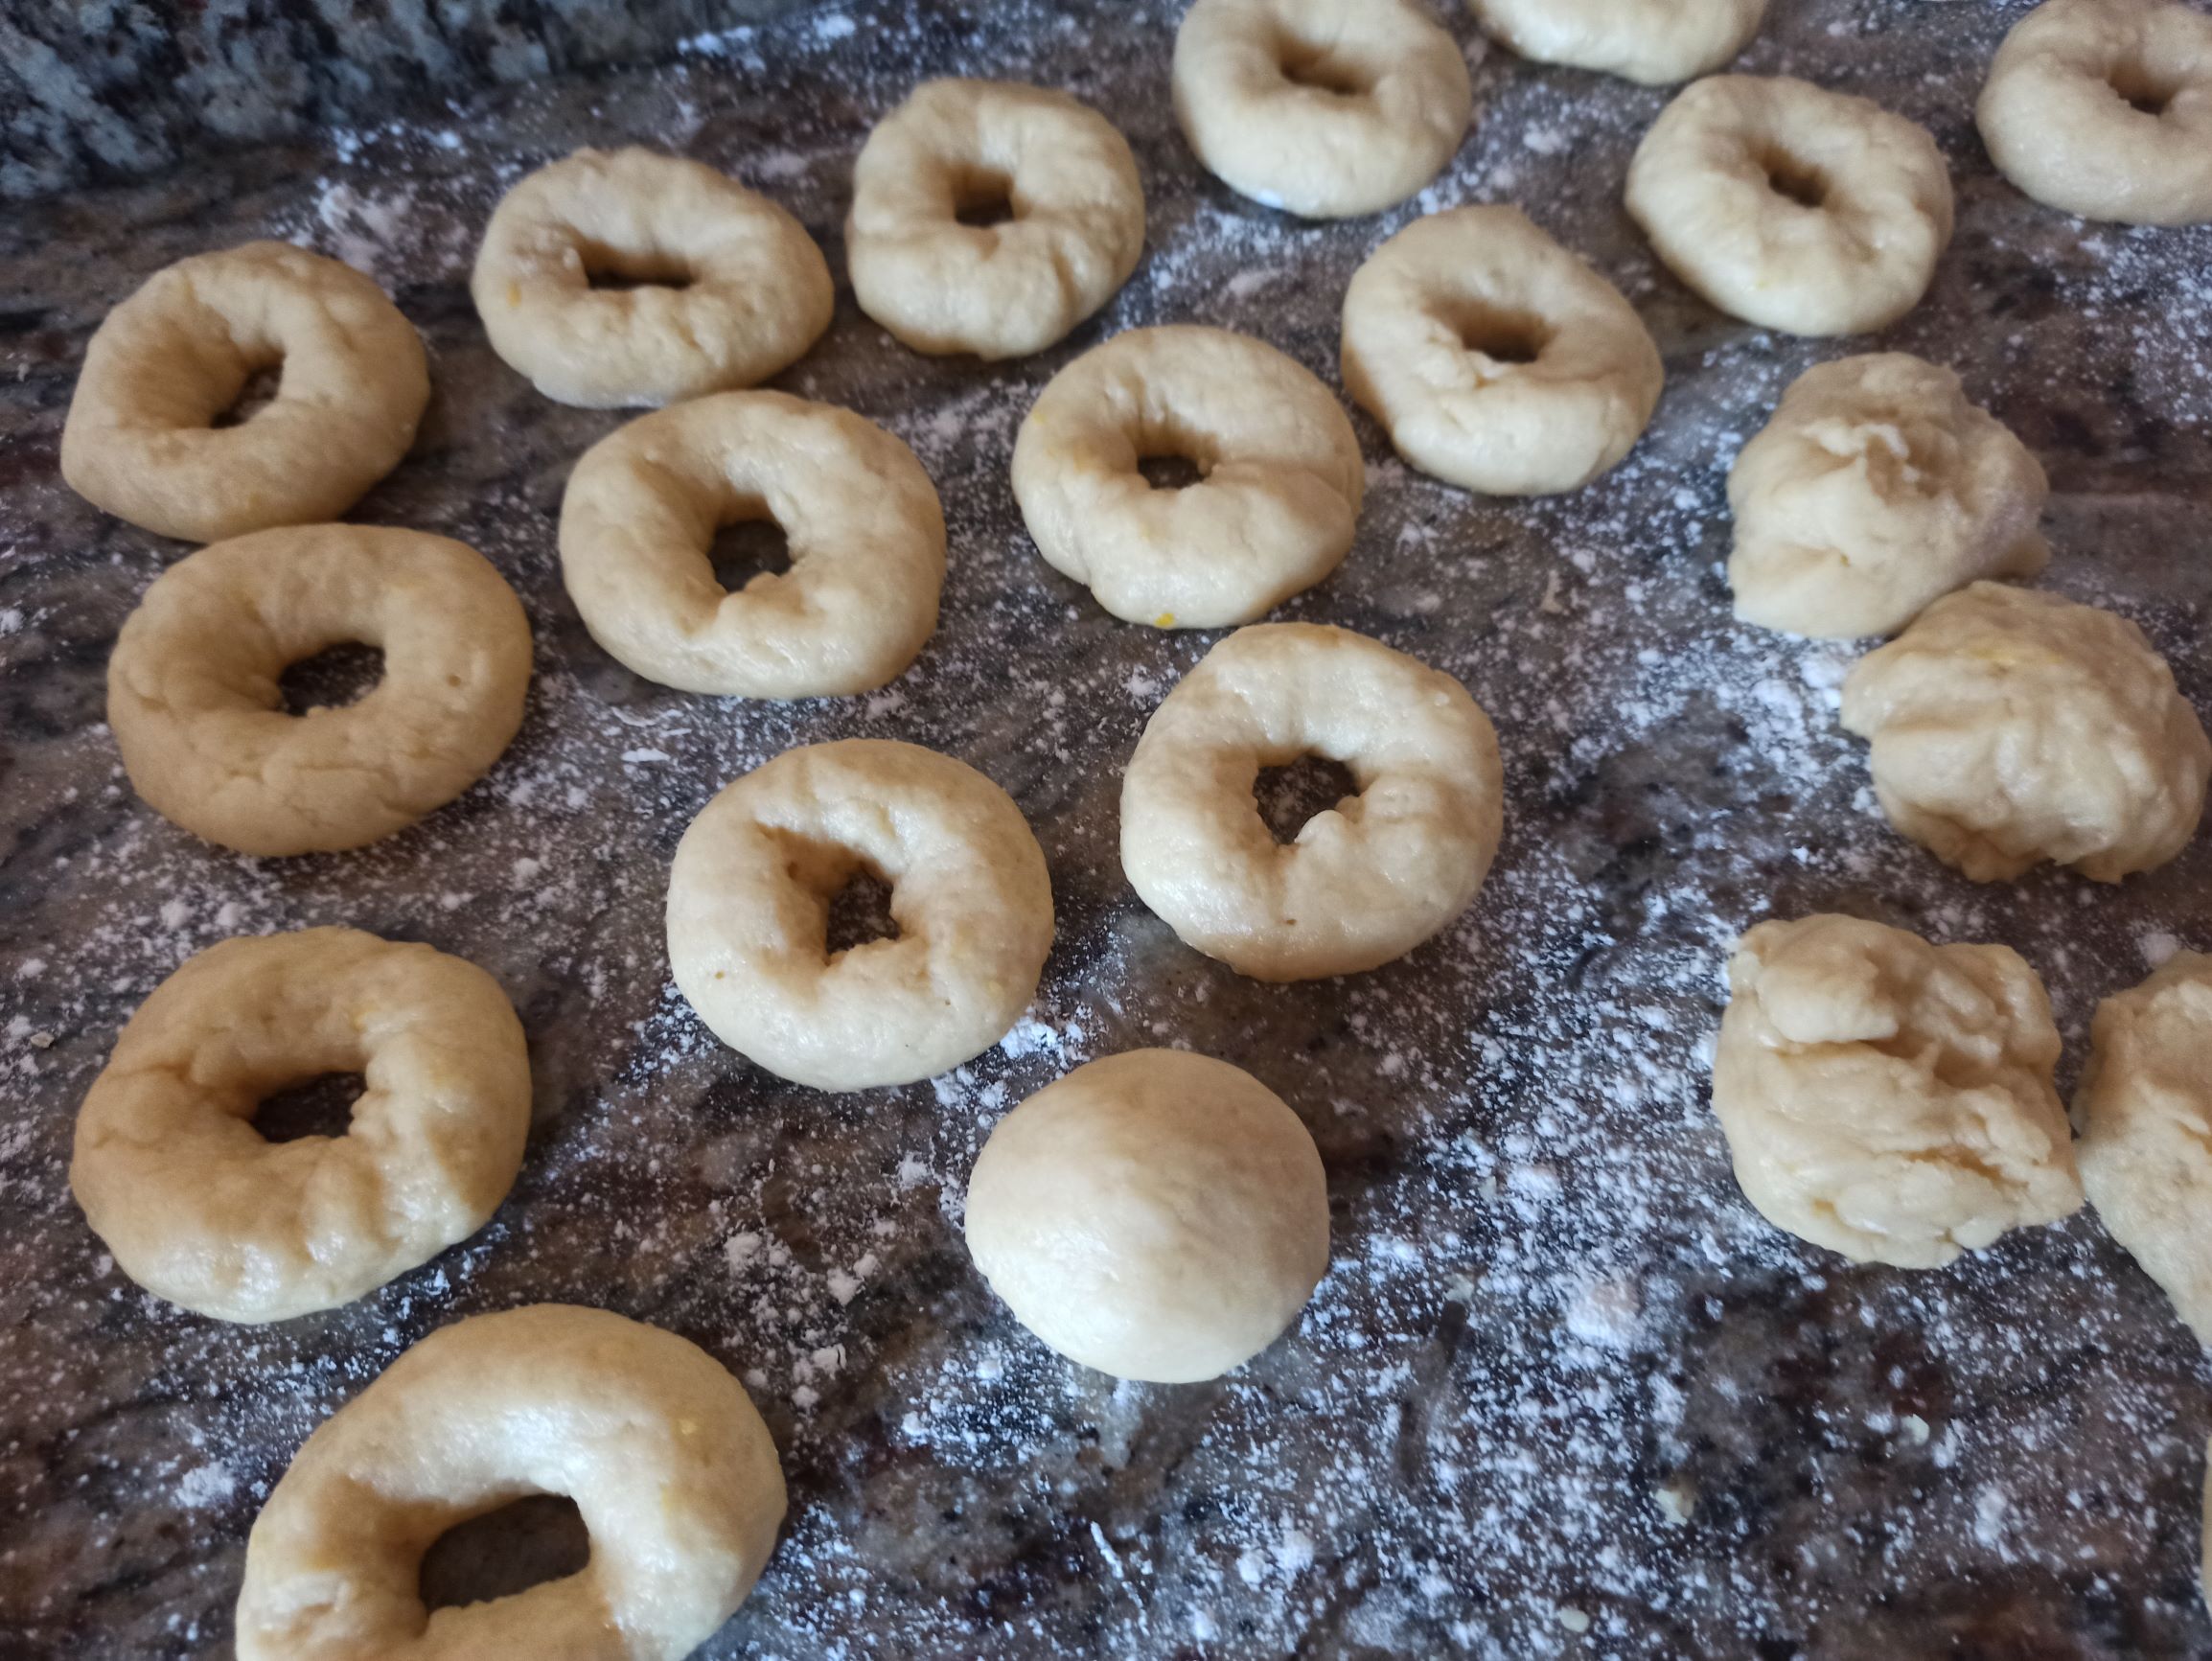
[
  {"x1": 107, "y1": 523, "x2": 532, "y2": 857},
  {"x1": 1467, "y1": 0, "x2": 1767, "y2": 86},
  {"x1": 1120, "y1": 622, "x2": 1503, "y2": 980},
  {"x1": 1978, "y1": 0, "x2": 2212, "y2": 226},
  {"x1": 472, "y1": 146, "x2": 833, "y2": 408},
  {"x1": 1341, "y1": 204, "x2": 1663, "y2": 496},
  {"x1": 70, "y1": 929, "x2": 530, "y2": 1325},
  {"x1": 233, "y1": 1303, "x2": 786, "y2": 1661},
  {"x1": 1173, "y1": 0, "x2": 1475, "y2": 219},
  {"x1": 847, "y1": 79, "x2": 1145, "y2": 358},
  {"x1": 667, "y1": 738, "x2": 1054, "y2": 1091},
  {"x1": 60, "y1": 241, "x2": 428, "y2": 543},
  {"x1": 1012, "y1": 325, "x2": 1365, "y2": 629},
  {"x1": 561, "y1": 392, "x2": 945, "y2": 698},
  {"x1": 1625, "y1": 74, "x2": 1954, "y2": 336}
]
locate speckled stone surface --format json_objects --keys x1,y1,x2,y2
[{"x1": 5, "y1": 3, "x2": 2212, "y2": 1657}]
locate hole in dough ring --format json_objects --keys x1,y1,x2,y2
[
  {"x1": 59, "y1": 241, "x2": 429, "y2": 544},
  {"x1": 471, "y1": 146, "x2": 834, "y2": 407},
  {"x1": 69, "y1": 928, "x2": 531, "y2": 1325},
  {"x1": 1341, "y1": 204, "x2": 1664, "y2": 496},
  {"x1": 559, "y1": 391, "x2": 945, "y2": 698},
  {"x1": 1467, "y1": 0, "x2": 1767, "y2": 86},
  {"x1": 1011, "y1": 325, "x2": 1366, "y2": 630},
  {"x1": 1624, "y1": 74, "x2": 1954, "y2": 337},
  {"x1": 232, "y1": 1304, "x2": 787, "y2": 1661},
  {"x1": 847, "y1": 79, "x2": 1146, "y2": 358},
  {"x1": 1172, "y1": 0, "x2": 1475, "y2": 219},
  {"x1": 667, "y1": 738, "x2": 1055, "y2": 1092},
  {"x1": 1119, "y1": 622, "x2": 1504, "y2": 981},
  {"x1": 106, "y1": 523, "x2": 533, "y2": 857}
]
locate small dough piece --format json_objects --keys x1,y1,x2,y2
[
  {"x1": 1467, "y1": 0, "x2": 1766, "y2": 86},
  {"x1": 60, "y1": 241, "x2": 428, "y2": 543},
  {"x1": 1978, "y1": 0, "x2": 2212, "y2": 226},
  {"x1": 1012, "y1": 325, "x2": 1365, "y2": 629},
  {"x1": 1625, "y1": 74, "x2": 1954, "y2": 336},
  {"x1": 234, "y1": 1304, "x2": 785, "y2": 1661},
  {"x1": 1712, "y1": 913, "x2": 2081, "y2": 1269},
  {"x1": 1841, "y1": 583, "x2": 2211, "y2": 883},
  {"x1": 1173, "y1": 0, "x2": 1474, "y2": 219},
  {"x1": 472, "y1": 146, "x2": 833, "y2": 407},
  {"x1": 667, "y1": 739, "x2": 1054, "y2": 1091},
  {"x1": 1120, "y1": 623, "x2": 1503, "y2": 981},
  {"x1": 107, "y1": 523, "x2": 532, "y2": 857},
  {"x1": 847, "y1": 79, "x2": 1145, "y2": 358},
  {"x1": 1341, "y1": 204, "x2": 1663, "y2": 496},
  {"x1": 1728, "y1": 354, "x2": 2050, "y2": 639},
  {"x1": 965, "y1": 1050, "x2": 1329, "y2": 1383},
  {"x1": 560, "y1": 392, "x2": 944, "y2": 697},
  {"x1": 71, "y1": 929, "x2": 530, "y2": 1324}
]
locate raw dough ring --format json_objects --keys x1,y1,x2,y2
[
  {"x1": 472, "y1": 146, "x2": 834, "y2": 407},
  {"x1": 560, "y1": 392, "x2": 945, "y2": 697},
  {"x1": 1341, "y1": 204, "x2": 1664, "y2": 496},
  {"x1": 667, "y1": 739, "x2": 1055, "y2": 1091},
  {"x1": 59, "y1": 241, "x2": 428, "y2": 543},
  {"x1": 1172, "y1": 0, "x2": 1475, "y2": 219},
  {"x1": 1120, "y1": 622, "x2": 1504, "y2": 981},
  {"x1": 1625, "y1": 74, "x2": 1954, "y2": 336},
  {"x1": 233, "y1": 1304, "x2": 786, "y2": 1661},
  {"x1": 1467, "y1": 0, "x2": 1767, "y2": 86},
  {"x1": 1977, "y1": 0, "x2": 2212, "y2": 226},
  {"x1": 70, "y1": 928, "x2": 530, "y2": 1325},
  {"x1": 1011, "y1": 325, "x2": 1366, "y2": 629},
  {"x1": 847, "y1": 79, "x2": 1146, "y2": 358},
  {"x1": 107, "y1": 523, "x2": 532, "y2": 857}
]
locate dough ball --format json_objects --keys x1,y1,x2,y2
[{"x1": 1467, "y1": 0, "x2": 1767, "y2": 87}]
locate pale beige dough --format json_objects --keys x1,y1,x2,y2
[
  {"x1": 60, "y1": 241, "x2": 428, "y2": 543},
  {"x1": 1727, "y1": 354, "x2": 2050, "y2": 639},
  {"x1": 964, "y1": 1050, "x2": 1330, "y2": 1383},
  {"x1": 70, "y1": 929, "x2": 530, "y2": 1324},
  {"x1": 472, "y1": 146, "x2": 833, "y2": 408},
  {"x1": 1341, "y1": 204, "x2": 1663, "y2": 497},
  {"x1": 1712, "y1": 914, "x2": 2081, "y2": 1269},
  {"x1": 560, "y1": 392, "x2": 944, "y2": 698},
  {"x1": 847, "y1": 79, "x2": 1145, "y2": 359},
  {"x1": 234, "y1": 1304, "x2": 785, "y2": 1661},
  {"x1": 1012, "y1": 326, "x2": 1365, "y2": 629},
  {"x1": 1625, "y1": 75, "x2": 1954, "y2": 337},
  {"x1": 1467, "y1": 0, "x2": 1766, "y2": 85},
  {"x1": 1841, "y1": 582, "x2": 2211, "y2": 883}
]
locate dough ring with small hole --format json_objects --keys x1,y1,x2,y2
[
  {"x1": 1173, "y1": 0, "x2": 1475, "y2": 219},
  {"x1": 472, "y1": 146, "x2": 834, "y2": 407},
  {"x1": 1341, "y1": 204, "x2": 1664, "y2": 496},
  {"x1": 1625, "y1": 74, "x2": 1954, "y2": 336},
  {"x1": 1120, "y1": 623, "x2": 1503, "y2": 980},
  {"x1": 1467, "y1": 0, "x2": 1767, "y2": 86},
  {"x1": 1011, "y1": 325, "x2": 1365, "y2": 629},
  {"x1": 847, "y1": 79, "x2": 1146, "y2": 358},
  {"x1": 233, "y1": 1303, "x2": 786, "y2": 1661},
  {"x1": 60, "y1": 241, "x2": 429, "y2": 543},
  {"x1": 70, "y1": 928, "x2": 531, "y2": 1325},
  {"x1": 667, "y1": 738, "x2": 1054, "y2": 1091},
  {"x1": 560, "y1": 391, "x2": 945, "y2": 697},
  {"x1": 107, "y1": 523, "x2": 532, "y2": 857}
]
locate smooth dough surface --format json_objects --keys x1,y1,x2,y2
[{"x1": 1467, "y1": 0, "x2": 1766, "y2": 85}]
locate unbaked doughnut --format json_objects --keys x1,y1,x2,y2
[
  {"x1": 1468, "y1": 0, "x2": 1767, "y2": 85},
  {"x1": 847, "y1": 79, "x2": 1145, "y2": 359},
  {"x1": 1625, "y1": 74, "x2": 1954, "y2": 336},
  {"x1": 472, "y1": 146, "x2": 833, "y2": 408},
  {"x1": 234, "y1": 1303, "x2": 785, "y2": 1661},
  {"x1": 668, "y1": 739, "x2": 1054, "y2": 1091},
  {"x1": 1120, "y1": 622, "x2": 1503, "y2": 981},
  {"x1": 560, "y1": 392, "x2": 944, "y2": 697},
  {"x1": 60, "y1": 241, "x2": 428, "y2": 543},
  {"x1": 1011, "y1": 326, "x2": 1365, "y2": 629},
  {"x1": 107, "y1": 523, "x2": 532, "y2": 857},
  {"x1": 1340, "y1": 205, "x2": 1663, "y2": 497},
  {"x1": 1173, "y1": 0, "x2": 1475, "y2": 219},
  {"x1": 71, "y1": 929, "x2": 529, "y2": 1324}
]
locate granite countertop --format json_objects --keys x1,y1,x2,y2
[{"x1": 4, "y1": 2, "x2": 2212, "y2": 1657}]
